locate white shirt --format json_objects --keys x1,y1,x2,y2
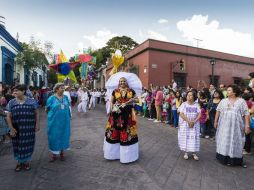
[
  {"x1": 90, "y1": 92, "x2": 96, "y2": 98},
  {"x1": 95, "y1": 91, "x2": 101, "y2": 98},
  {"x1": 81, "y1": 92, "x2": 88, "y2": 101},
  {"x1": 172, "y1": 82, "x2": 177, "y2": 92}
]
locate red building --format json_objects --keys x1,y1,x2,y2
[{"x1": 123, "y1": 39, "x2": 254, "y2": 88}]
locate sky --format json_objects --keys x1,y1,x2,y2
[{"x1": 1, "y1": 0, "x2": 254, "y2": 59}]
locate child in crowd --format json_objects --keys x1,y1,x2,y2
[
  {"x1": 142, "y1": 99, "x2": 148, "y2": 117},
  {"x1": 170, "y1": 91, "x2": 178, "y2": 128},
  {"x1": 162, "y1": 99, "x2": 169, "y2": 123},
  {"x1": 135, "y1": 96, "x2": 143, "y2": 115},
  {"x1": 199, "y1": 102, "x2": 209, "y2": 138}
]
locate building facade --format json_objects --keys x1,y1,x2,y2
[
  {"x1": 0, "y1": 25, "x2": 21, "y2": 85},
  {"x1": 124, "y1": 39, "x2": 254, "y2": 88},
  {"x1": 0, "y1": 25, "x2": 47, "y2": 87}
]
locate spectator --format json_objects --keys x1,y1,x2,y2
[
  {"x1": 178, "y1": 90, "x2": 201, "y2": 161},
  {"x1": 214, "y1": 85, "x2": 250, "y2": 168}
]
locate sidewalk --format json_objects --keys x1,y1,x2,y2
[{"x1": 0, "y1": 105, "x2": 254, "y2": 190}]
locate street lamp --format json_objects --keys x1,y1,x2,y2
[{"x1": 210, "y1": 58, "x2": 216, "y2": 85}]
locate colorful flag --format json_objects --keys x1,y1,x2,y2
[
  {"x1": 79, "y1": 62, "x2": 88, "y2": 79},
  {"x1": 88, "y1": 56, "x2": 96, "y2": 65},
  {"x1": 53, "y1": 54, "x2": 61, "y2": 64},
  {"x1": 57, "y1": 70, "x2": 77, "y2": 83},
  {"x1": 59, "y1": 50, "x2": 68, "y2": 63}
]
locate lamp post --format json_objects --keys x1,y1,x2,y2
[{"x1": 210, "y1": 58, "x2": 216, "y2": 85}]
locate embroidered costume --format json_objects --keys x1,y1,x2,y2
[{"x1": 104, "y1": 88, "x2": 139, "y2": 163}]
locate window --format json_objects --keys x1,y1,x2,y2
[
  {"x1": 174, "y1": 73, "x2": 186, "y2": 87},
  {"x1": 151, "y1": 64, "x2": 157, "y2": 69}
]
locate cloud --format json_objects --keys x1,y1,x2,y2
[
  {"x1": 177, "y1": 14, "x2": 254, "y2": 57},
  {"x1": 83, "y1": 29, "x2": 118, "y2": 49},
  {"x1": 77, "y1": 42, "x2": 87, "y2": 53},
  {"x1": 158, "y1": 19, "x2": 168, "y2": 24},
  {"x1": 139, "y1": 29, "x2": 168, "y2": 41}
]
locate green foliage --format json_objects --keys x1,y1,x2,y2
[
  {"x1": 15, "y1": 37, "x2": 53, "y2": 69},
  {"x1": 47, "y1": 69, "x2": 57, "y2": 85},
  {"x1": 91, "y1": 36, "x2": 138, "y2": 69},
  {"x1": 106, "y1": 36, "x2": 138, "y2": 55}
]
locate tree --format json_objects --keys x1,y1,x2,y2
[
  {"x1": 47, "y1": 69, "x2": 57, "y2": 86},
  {"x1": 15, "y1": 37, "x2": 53, "y2": 69},
  {"x1": 106, "y1": 36, "x2": 138, "y2": 55},
  {"x1": 92, "y1": 36, "x2": 138, "y2": 69}
]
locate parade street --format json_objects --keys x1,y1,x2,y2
[{"x1": 0, "y1": 105, "x2": 254, "y2": 190}]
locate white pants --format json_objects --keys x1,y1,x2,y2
[
  {"x1": 89, "y1": 97, "x2": 96, "y2": 108},
  {"x1": 78, "y1": 101, "x2": 88, "y2": 113}
]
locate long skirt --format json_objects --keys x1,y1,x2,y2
[
  {"x1": 216, "y1": 124, "x2": 245, "y2": 165},
  {"x1": 178, "y1": 124, "x2": 200, "y2": 152},
  {"x1": 103, "y1": 106, "x2": 139, "y2": 163},
  {"x1": 12, "y1": 124, "x2": 35, "y2": 163}
]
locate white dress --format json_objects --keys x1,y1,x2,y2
[
  {"x1": 216, "y1": 98, "x2": 249, "y2": 165},
  {"x1": 178, "y1": 102, "x2": 201, "y2": 152}
]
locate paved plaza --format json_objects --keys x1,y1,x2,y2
[{"x1": 0, "y1": 105, "x2": 254, "y2": 190}]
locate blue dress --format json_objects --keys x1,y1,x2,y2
[
  {"x1": 6, "y1": 97, "x2": 38, "y2": 163},
  {"x1": 46, "y1": 95, "x2": 71, "y2": 153}
]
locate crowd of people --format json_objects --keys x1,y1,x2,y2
[
  {"x1": 1, "y1": 71, "x2": 254, "y2": 171},
  {"x1": 0, "y1": 82, "x2": 107, "y2": 171},
  {"x1": 133, "y1": 77, "x2": 254, "y2": 167}
]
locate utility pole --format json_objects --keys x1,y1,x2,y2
[{"x1": 193, "y1": 38, "x2": 203, "y2": 48}]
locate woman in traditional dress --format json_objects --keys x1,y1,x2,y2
[
  {"x1": 46, "y1": 83, "x2": 71, "y2": 162},
  {"x1": 178, "y1": 90, "x2": 201, "y2": 160},
  {"x1": 214, "y1": 85, "x2": 251, "y2": 167},
  {"x1": 6, "y1": 85, "x2": 40, "y2": 171},
  {"x1": 104, "y1": 77, "x2": 139, "y2": 163}
]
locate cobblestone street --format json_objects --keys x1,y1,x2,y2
[{"x1": 1, "y1": 105, "x2": 254, "y2": 190}]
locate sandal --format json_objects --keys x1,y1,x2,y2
[
  {"x1": 24, "y1": 162, "x2": 31, "y2": 171},
  {"x1": 49, "y1": 154, "x2": 57, "y2": 163},
  {"x1": 193, "y1": 154, "x2": 199, "y2": 161},
  {"x1": 15, "y1": 163, "x2": 22, "y2": 172},
  {"x1": 60, "y1": 152, "x2": 65, "y2": 161},
  {"x1": 241, "y1": 163, "x2": 247, "y2": 168},
  {"x1": 183, "y1": 153, "x2": 189, "y2": 160}
]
